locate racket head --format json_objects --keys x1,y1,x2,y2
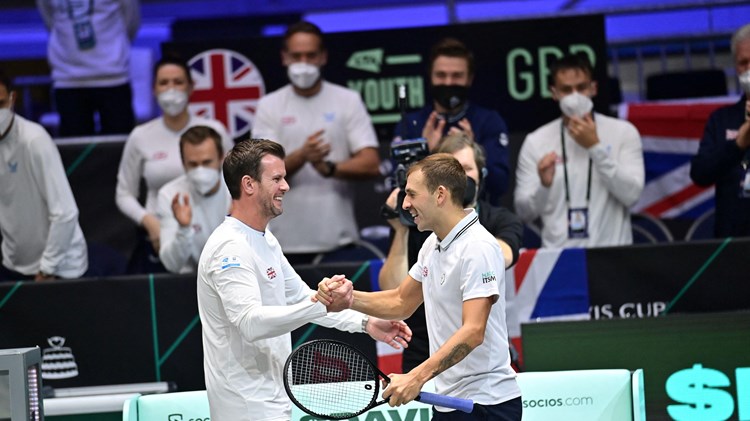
[{"x1": 284, "y1": 339, "x2": 387, "y2": 420}]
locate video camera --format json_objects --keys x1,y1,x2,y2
[{"x1": 389, "y1": 137, "x2": 429, "y2": 226}]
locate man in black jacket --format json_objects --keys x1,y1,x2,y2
[{"x1": 690, "y1": 22, "x2": 750, "y2": 237}]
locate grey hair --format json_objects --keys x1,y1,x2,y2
[{"x1": 731, "y1": 23, "x2": 750, "y2": 57}]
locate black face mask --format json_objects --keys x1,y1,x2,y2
[
  {"x1": 463, "y1": 176, "x2": 478, "y2": 207},
  {"x1": 431, "y1": 84, "x2": 469, "y2": 111}
]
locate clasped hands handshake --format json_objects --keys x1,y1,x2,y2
[
  {"x1": 312, "y1": 274, "x2": 354, "y2": 312},
  {"x1": 312, "y1": 274, "x2": 412, "y2": 350}
]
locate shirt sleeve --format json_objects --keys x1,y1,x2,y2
[
  {"x1": 116, "y1": 132, "x2": 148, "y2": 224},
  {"x1": 209, "y1": 241, "x2": 329, "y2": 343},
  {"x1": 345, "y1": 93, "x2": 379, "y2": 153},
  {"x1": 251, "y1": 97, "x2": 279, "y2": 141},
  {"x1": 157, "y1": 186, "x2": 192, "y2": 273},
  {"x1": 407, "y1": 235, "x2": 434, "y2": 283},
  {"x1": 460, "y1": 241, "x2": 502, "y2": 303},
  {"x1": 118, "y1": 0, "x2": 140, "y2": 41},
  {"x1": 690, "y1": 110, "x2": 746, "y2": 186},
  {"x1": 211, "y1": 119, "x2": 235, "y2": 157},
  {"x1": 29, "y1": 134, "x2": 81, "y2": 275},
  {"x1": 514, "y1": 134, "x2": 551, "y2": 223},
  {"x1": 476, "y1": 111, "x2": 510, "y2": 205},
  {"x1": 588, "y1": 121, "x2": 645, "y2": 207}
]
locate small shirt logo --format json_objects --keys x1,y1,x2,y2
[
  {"x1": 282, "y1": 116, "x2": 296, "y2": 125},
  {"x1": 8, "y1": 161, "x2": 18, "y2": 173},
  {"x1": 324, "y1": 112, "x2": 335, "y2": 122},
  {"x1": 422, "y1": 267, "x2": 429, "y2": 278},
  {"x1": 726, "y1": 129, "x2": 738, "y2": 141},
  {"x1": 266, "y1": 266, "x2": 277, "y2": 280},
  {"x1": 499, "y1": 133, "x2": 509, "y2": 147},
  {"x1": 220, "y1": 256, "x2": 241, "y2": 270},
  {"x1": 481, "y1": 271, "x2": 497, "y2": 284},
  {"x1": 440, "y1": 273, "x2": 446, "y2": 285},
  {"x1": 152, "y1": 151, "x2": 168, "y2": 160}
]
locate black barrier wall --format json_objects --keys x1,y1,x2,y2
[
  {"x1": 0, "y1": 261, "x2": 378, "y2": 391},
  {"x1": 2, "y1": 239, "x2": 749, "y2": 393}
]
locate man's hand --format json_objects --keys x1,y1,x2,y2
[
  {"x1": 537, "y1": 151, "x2": 557, "y2": 188},
  {"x1": 171, "y1": 193, "x2": 192, "y2": 228},
  {"x1": 34, "y1": 272, "x2": 58, "y2": 282},
  {"x1": 314, "y1": 275, "x2": 353, "y2": 312},
  {"x1": 384, "y1": 188, "x2": 405, "y2": 230},
  {"x1": 447, "y1": 118, "x2": 474, "y2": 142},
  {"x1": 382, "y1": 371, "x2": 423, "y2": 408},
  {"x1": 422, "y1": 111, "x2": 446, "y2": 151},
  {"x1": 567, "y1": 114, "x2": 599, "y2": 149},
  {"x1": 302, "y1": 129, "x2": 331, "y2": 163},
  {"x1": 366, "y1": 318, "x2": 412, "y2": 349}
]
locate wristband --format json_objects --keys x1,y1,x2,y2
[{"x1": 361, "y1": 315, "x2": 369, "y2": 333}]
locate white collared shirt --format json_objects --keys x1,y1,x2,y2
[
  {"x1": 408, "y1": 210, "x2": 521, "y2": 410},
  {"x1": 514, "y1": 113, "x2": 644, "y2": 248}
]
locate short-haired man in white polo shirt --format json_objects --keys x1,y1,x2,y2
[{"x1": 317, "y1": 153, "x2": 521, "y2": 420}]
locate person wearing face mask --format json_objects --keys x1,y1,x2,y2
[
  {"x1": 116, "y1": 56, "x2": 233, "y2": 274},
  {"x1": 514, "y1": 54, "x2": 644, "y2": 248},
  {"x1": 690, "y1": 23, "x2": 750, "y2": 238},
  {"x1": 156, "y1": 126, "x2": 231, "y2": 274},
  {"x1": 394, "y1": 38, "x2": 511, "y2": 206},
  {"x1": 197, "y1": 139, "x2": 410, "y2": 421},
  {"x1": 0, "y1": 69, "x2": 88, "y2": 282},
  {"x1": 378, "y1": 132, "x2": 523, "y2": 373},
  {"x1": 37, "y1": 0, "x2": 139, "y2": 137},
  {"x1": 253, "y1": 21, "x2": 380, "y2": 263}
]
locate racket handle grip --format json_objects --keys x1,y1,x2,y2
[{"x1": 417, "y1": 392, "x2": 474, "y2": 413}]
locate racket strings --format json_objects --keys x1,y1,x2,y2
[{"x1": 287, "y1": 342, "x2": 378, "y2": 418}]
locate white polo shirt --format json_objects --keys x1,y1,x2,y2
[{"x1": 408, "y1": 210, "x2": 521, "y2": 411}]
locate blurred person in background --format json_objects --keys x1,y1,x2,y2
[
  {"x1": 0, "y1": 69, "x2": 88, "y2": 281},
  {"x1": 37, "y1": 0, "x2": 140, "y2": 137},
  {"x1": 394, "y1": 37, "x2": 511, "y2": 206},
  {"x1": 252, "y1": 21, "x2": 380, "y2": 264},
  {"x1": 514, "y1": 54, "x2": 644, "y2": 248},
  {"x1": 157, "y1": 126, "x2": 231, "y2": 274},
  {"x1": 116, "y1": 56, "x2": 233, "y2": 274},
  {"x1": 690, "y1": 22, "x2": 750, "y2": 238}
]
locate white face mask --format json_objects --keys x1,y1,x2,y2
[
  {"x1": 157, "y1": 88, "x2": 189, "y2": 117},
  {"x1": 559, "y1": 91, "x2": 594, "y2": 118},
  {"x1": 287, "y1": 62, "x2": 320, "y2": 90},
  {"x1": 187, "y1": 166, "x2": 220, "y2": 195},
  {"x1": 0, "y1": 108, "x2": 13, "y2": 135},
  {"x1": 739, "y1": 70, "x2": 750, "y2": 95}
]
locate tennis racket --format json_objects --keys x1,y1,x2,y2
[{"x1": 283, "y1": 339, "x2": 474, "y2": 419}]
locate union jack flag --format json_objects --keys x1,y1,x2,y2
[
  {"x1": 623, "y1": 99, "x2": 732, "y2": 218},
  {"x1": 188, "y1": 49, "x2": 265, "y2": 139},
  {"x1": 505, "y1": 248, "x2": 590, "y2": 367}
]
